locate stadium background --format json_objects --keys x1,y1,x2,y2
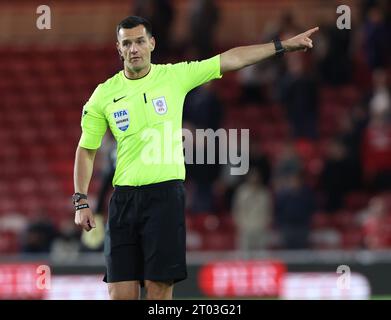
[{"x1": 0, "y1": 0, "x2": 391, "y2": 299}]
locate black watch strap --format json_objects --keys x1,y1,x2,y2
[
  {"x1": 72, "y1": 192, "x2": 88, "y2": 205},
  {"x1": 273, "y1": 39, "x2": 285, "y2": 57}
]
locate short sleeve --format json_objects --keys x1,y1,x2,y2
[
  {"x1": 173, "y1": 55, "x2": 222, "y2": 93},
  {"x1": 78, "y1": 85, "x2": 108, "y2": 149}
]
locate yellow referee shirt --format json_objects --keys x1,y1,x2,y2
[{"x1": 79, "y1": 55, "x2": 222, "y2": 186}]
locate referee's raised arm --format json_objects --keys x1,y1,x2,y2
[
  {"x1": 73, "y1": 146, "x2": 97, "y2": 232},
  {"x1": 219, "y1": 26, "x2": 319, "y2": 73}
]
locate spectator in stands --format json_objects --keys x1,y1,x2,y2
[
  {"x1": 278, "y1": 52, "x2": 319, "y2": 140},
  {"x1": 184, "y1": 130, "x2": 222, "y2": 214},
  {"x1": 188, "y1": 0, "x2": 220, "y2": 60},
  {"x1": 361, "y1": 195, "x2": 391, "y2": 249},
  {"x1": 320, "y1": 139, "x2": 357, "y2": 212},
  {"x1": 50, "y1": 219, "x2": 81, "y2": 262},
  {"x1": 369, "y1": 69, "x2": 391, "y2": 117},
  {"x1": 183, "y1": 82, "x2": 223, "y2": 214},
  {"x1": 361, "y1": 128, "x2": 391, "y2": 190},
  {"x1": 361, "y1": 85, "x2": 391, "y2": 191},
  {"x1": 364, "y1": 67, "x2": 390, "y2": 112},
  {"x1": 361, "y1": 4, "x2": 390, "y2": 70},
  {"x1": 273, "y1": 140, "x2": 302, "y2": 189},
  {"x1": 316, "y1": 19, "x2": 352, "y2": 86},
  {"x1": 335, "y1": 109, "x2": 367, "y2": 190},
  {"x1": 237, "y1": 12, "x2": 299, "y2": 104},
  {"x1": 183, "y1": 82, "x2": 223, "y2": 132},
  {"x1": 232, "y1": 165, "x2": 272, "y2": 250},
  {"x1": 215, "y1": 137, "x2": 271, "y2": 213},
  {"x1": 134, "y1": 0, "x2": 174, "y2": 62},
  {"x1": 249, "y1": 146, "x2": 272, "y2": 188},
  {"x1": 20, "y1": 215, "x2": 57, "y2": 254},
  {"x1": 274, "y1": 172, "x2": 316, "y2": 249},
  {"x1": 237, "y1": 59, "x2": 273, "y2": 104}
]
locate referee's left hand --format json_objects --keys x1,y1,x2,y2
[{"x1": 282, "y1": 27, "x2": 319, "y2": 52}]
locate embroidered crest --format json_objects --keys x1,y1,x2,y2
[
  {"x1": 113, "y1": 109, "x2": 129, "y2": 132},
  {"x1": 152, "y1": 96, "x2": 168, "y2": 115}
]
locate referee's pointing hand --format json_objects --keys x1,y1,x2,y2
[
  {"x1": 75, "y1": 204, "x2": 96, "y2": 232},
  {"x1": 282, "y1": 27, "x2": 319, "y2": 52}
]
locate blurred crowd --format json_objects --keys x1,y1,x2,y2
[
  {"x1": 181, "y1": 0, "x2": 391, "y2": 251},
  {"x1": 2, "y1": 0, "x2": 391, "y2": 257}
]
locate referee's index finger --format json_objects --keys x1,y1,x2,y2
[{"x1": 305, "y1": 27, "x2": 319, "y2": 36}]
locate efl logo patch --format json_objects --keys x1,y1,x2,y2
[
  {"x1": 152, "y1": 96, "x2": 168, "y2": 115},
  {"x1": 113, "y1": 109, "x2": 129, "y2": 132}
]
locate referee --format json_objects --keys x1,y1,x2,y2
[{"x1": 73, "y1": 16, "x2": 318, "y2": 300}]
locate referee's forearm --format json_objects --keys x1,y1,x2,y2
[
  {"x1": 73, "y1": 146, "x2": 97, "y2": 195},
  {"x1": 220, "y1": 43, "x2": 276, "y2": 73}
]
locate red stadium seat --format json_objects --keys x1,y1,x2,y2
[
  {"x1": 0, "y1": 231, "x2": 20, "y2": 253},
  {"x1": 201, "y1": 231, "x2": 236, "y2": 251},
  {"x1": 311, "y1": 212, "x2": 333, "y2": 230},
  {"x1": 341, "y1": 228, "x2": 363, "y2": 249},
  {"x1": 344, "y1": 192, "x2": 372, "y2": 212},
  {"x1": 330, "y1": 210, "x2": 357, "y2": 231}
]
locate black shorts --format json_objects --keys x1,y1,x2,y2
[{"x1": 103, "y1": 179, "x2": 187, "y2": 285}]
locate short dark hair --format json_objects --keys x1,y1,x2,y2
[{"x1": 116, "y1": 16, "x2": 152, "y2": 38}]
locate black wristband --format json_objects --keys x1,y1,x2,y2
[
  {"x1": 75, "y1": 203, "x2": 89, "y2": 211},
  {"x1": 273, "y1": 39, "x2": 285, "y2": 57}
]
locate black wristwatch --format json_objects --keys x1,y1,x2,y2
[
  {"x1": 273, "y1": 39, "x2": 286, "y2": 57},
  {"x1": 72, "y1": 192, "x2": 88, "y2": 205}
]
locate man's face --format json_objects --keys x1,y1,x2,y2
[{"x1": 116, "y1": 25, "x2": 155, "y2": 73}]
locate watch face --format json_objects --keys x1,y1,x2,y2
[{"x1": 73, "y1": 193, "x2": 87, "y2": 203}]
